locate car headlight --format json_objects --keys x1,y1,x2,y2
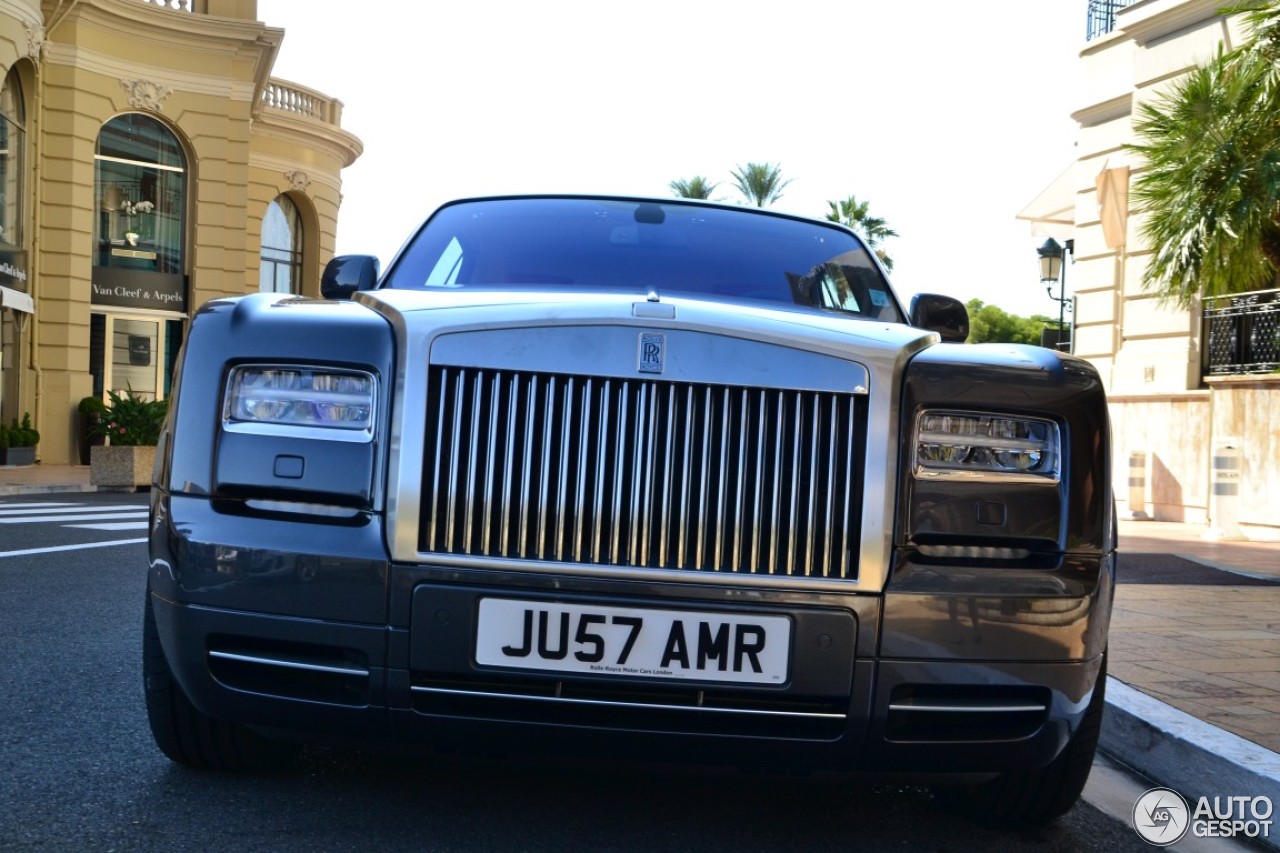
[
  {"x1": 913, "y1": 410, "x2": 1059, "y2": 482},
  {"x1": 224, "y1": 366, "x2": 376, "y2": 438}
]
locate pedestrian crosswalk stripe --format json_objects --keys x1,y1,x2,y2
[
  {"x1": 1, "y1": 538, "x2": 148, "y2": 559},
  {"x1": 0, "y1": 503, "x2": 144, "y2": 517},
  {"x1": 0, "y1": 511, "x2": 148, "y2": 524},
  {"x1": 68, "y1": 521, "x2": 149, "y2": 531}
]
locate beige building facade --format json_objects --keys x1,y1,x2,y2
[
  {"x1": 1025, "y1": 0, "x2": 1279, "y2": 538},
  {"x1": 0, "y1": 0, "x2": 360, "y2": 464}
]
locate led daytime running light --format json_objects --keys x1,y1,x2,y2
[
  {"x1": 914, "y1": 411, "x2": 1059, "y2": 481},
  {"x1": 227, "y1": 367, "x2": 375, "y2": 431}
]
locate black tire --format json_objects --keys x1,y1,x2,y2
[
  {"x1": 143, "y1": 588, "x2": 301, "y2": 771},
  {"x1": 945, "y1": 654, "x2": 1107, "y2": 823}
]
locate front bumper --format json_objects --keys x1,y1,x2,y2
[{"x1": 150, "y1": 493, "x2": 1111, "y2": 776}]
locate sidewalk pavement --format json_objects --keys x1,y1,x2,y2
[
  {"x1": 3, "y1": 463, "x2": 1279, "y2": 816},
  {"x1": 0, "y1": 462, "x2": 95, "y2": 495}
]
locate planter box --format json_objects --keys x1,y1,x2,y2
[
  {"x1": 90, "y1": 444, "x2": 156, "y2": 490},
  {"x1": 0, "y1": 446, "x2": 36, "y2": 466}
]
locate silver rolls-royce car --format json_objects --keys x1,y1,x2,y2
[{"x1": 145, "y1": 195, "x2": 1113, "y2": 822}]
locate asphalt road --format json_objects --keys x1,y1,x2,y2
[{"x1": 0, "y1": 493, "x2": 1153, "y2": 851}]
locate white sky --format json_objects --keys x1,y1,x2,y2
[{"x1": 257, "y1": 0, "x2": 1084, "y2": 319}]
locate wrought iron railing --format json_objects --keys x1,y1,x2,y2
[
  {"x1": 1087, "y1": 0, "x2": 1136, "y2": 40},
  {"x1": 1202, "y1": 289, "x2": 1280, "y2": 376}
]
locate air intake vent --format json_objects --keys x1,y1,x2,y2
[
  {"x1": 886, "y1": 684, "x2": 1050, "y2": 743},
  {"x1": 208, "y1": 638, "x2": 370, "y2": 706},
  {"x1": 420, "y1": 366, "x2": 867, "y2": 580}
]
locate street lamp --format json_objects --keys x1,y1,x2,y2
[{"x1": 1037, "y1": 237, "x2": 1074, "y2": 351}]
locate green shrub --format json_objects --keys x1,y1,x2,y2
[
  {"x1": 3, "y1": 413, "x2": 39, "y2": 447},
  {"x1": 91, "y1": 390, "x2": 168, "y2": 446},
  {"x1": 79, "y1": 395, "x2": 109, "y2": 418}
]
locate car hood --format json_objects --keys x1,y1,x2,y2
[{"x1": 357, "y1": 287, "x2": 937, "y2": 369}]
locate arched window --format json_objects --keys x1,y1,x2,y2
[
  {"x1": 260, "y1": 195, "x2": 302, "y2": 293},
  {"x1": 0, "y1": 66, "x2": 25, "y2": 249},
  {"x1": 90, "y1": 115, "x2": 187, "y2": 405},
  {"x1": 94, "y1": 113, "x2": 186, "y2": 275}
]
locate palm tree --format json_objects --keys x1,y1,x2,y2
[
  {"x1": 730, "y1": 162, "x2": 791, "y2": 207},
  {"x1": 825, "y1": 195, "x2": 899, "y2": 271},
  {"x1": 668, "y1": 176, "x2": 720, "y2": 200},
  {"x1": 1128, "y1": 4, "x2": 1280, "y2": 308},
  {"x1": 1229, "y1": 1, "x2": 1280, "y2": 66}
]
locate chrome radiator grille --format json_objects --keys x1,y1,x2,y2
[{"x1": 420, "y1": 366, "x2": 867, "y2": 580}]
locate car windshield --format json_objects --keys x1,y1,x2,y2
[{"x1": 384, "y1": 197, "x2": 905, "y2": 323}]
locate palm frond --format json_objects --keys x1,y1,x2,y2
[
  {"x1": 669, "y1": 176, "x2": 719, "y2": 200},
  {"x1": 1127, "y1": 44, "x2": 1280, "y2": 308},
  {"x1": 824, "y1": 194, "x2": 899, "y2": 270},
  {"x1": 730, "y1": 162, "x2": 792, "y2": 207}
]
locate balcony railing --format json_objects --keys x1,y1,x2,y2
[
  {"x1": 259, "y1": 81, "x2": 344, "y2": 126},
  {"x1": 1086, "y1": 0, "x2": 1136, "y2": 40},
  {"x1": 140, "y1": 0, "x2": 200, "y2": 11},
  {"x1": 1203, "y1": 289, "x2": 1280, "y2": 377}
]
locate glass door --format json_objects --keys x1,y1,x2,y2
[{"x1": 90, "y1": 313, "x2": 183, "y2": 401}]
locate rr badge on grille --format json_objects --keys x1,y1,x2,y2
[{"x1": 638, "y1": 332, "x2": 665, "y2": 374}]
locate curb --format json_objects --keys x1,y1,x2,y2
[
  {"x1": 0, "y1": 483, "x2": 96, "y2": 496},
  {"x1": 1102, "y1": 677, "x2": 1280, "y2": 849}
]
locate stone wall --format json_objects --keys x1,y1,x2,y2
[{"x1": 1111, "y1": 381, "x2": 1280, "y2": 539}]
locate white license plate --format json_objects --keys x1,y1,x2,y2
[{"x1": 475, "y1": 598, "x2": 791, "y2": 685}]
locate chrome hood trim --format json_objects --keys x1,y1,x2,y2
[{"x1": 361, "y1": 289, "x2": 935, "y2": 592}]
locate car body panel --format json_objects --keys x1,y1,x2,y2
[{"x1": 148, "y1": 195, "x2": 1114, "y2": 782}]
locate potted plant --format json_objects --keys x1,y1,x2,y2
[
  {"x1": 0, "y1": 413, "x2": 40, "y2": 466},
  {"x1": 78, "y1": 395, "x2": 109, "y2": 466},
  {"x1": 89, "y1": 390, "x2": 168, "y2": 489}
]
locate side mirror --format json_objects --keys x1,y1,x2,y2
[
  {"x1": 320, "y1": 255, "x2": 380, "y2": 300},
  {"x1": 909, "y1": 293, "x2": 969, "y2": 343}
]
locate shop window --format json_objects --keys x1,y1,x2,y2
[
  {"x1": 0, "y1": 67, "x2": 27, "y2": 424},
  {"x1": 94, "y1": 114, "x2": 186, "y2": 276},
  {"x1": 0, "y1": 67, "x2": 24, "y2": 250},
  {"x1": 260, "y1": 195, "x2": 302, "y2": 293}
]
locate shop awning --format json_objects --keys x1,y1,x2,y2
[
  {"x1": 0, "y1": 285, "x2": 33, "y2": 314},
  {"x1": 1016, "y1": 165, "x2": 1076, "y2": 240}
]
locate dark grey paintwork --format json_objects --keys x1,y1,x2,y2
[{"x1": 148, "y1": 195, "x2": 1113, "y2": 784}]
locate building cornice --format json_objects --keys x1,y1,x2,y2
[
  {"x1": 0, "y1": 0, "x2": 42, "y2": 33},
  {"x1": 1117, "y1": 0, "x2": 1227, "y2": 46},
  {"x1": 48, "y1": 0, "x2": 284, "y2": 112},
  {"x1": 61, "y1": 0, "x2": 277, "y2": 51},
  {"x1": 1106, "y1": 391, "x2": 1210, "y2": 403},
  {"x1": 42, "y1": 42, "x2": 256, "y2": 102},
  {"x1": 1203, "y1": 374, "x2": 1280, "y2": 387},
  {"x1": 1071, "y1": 92, "x2": 1132, "y2": 127},
  {"x1": 253, "y1": 111, "x2": 364, "y2": 168}
]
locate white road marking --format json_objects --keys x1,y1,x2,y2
[
  {"x1": 0, "y1": 538, "x2": 148, "y2": 559},
  {"x1": 0, "y1": 512, "x2": 148, "y2": 524},
  {"x1": 0, "y1": 501, "x2": 149, "y2": 549},
  {"x1": 68, "y1": 521, "x2": 150, "y2": 531},
  {"x1": 0, "y1": 504, "x2": 144, "y2": 517}
]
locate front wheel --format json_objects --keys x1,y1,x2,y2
[
  {"x1": 143, "y1": 588, "x2": 301, "y2": 772},
  {"x1": 942, "y1": 654, "x2": 1107, "y2": 823}
]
